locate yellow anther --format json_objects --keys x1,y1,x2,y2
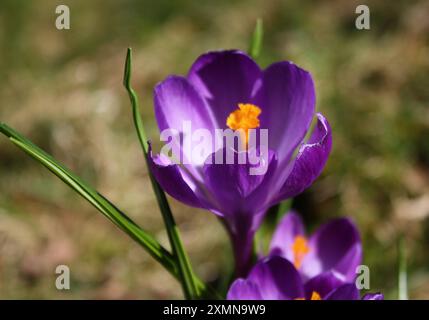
[
  {"x1": 291, "y1": 235, "x2": 310, "y2": 269},
  {"x1": 310, "y1": 291, "x2": 322, "y2": 300},
  {"x1": 294, "y1": 291, "x2": 322, "y2": 300},
  {"x1": 226, "y1": 103, "x2": 261, "y2": 147}
]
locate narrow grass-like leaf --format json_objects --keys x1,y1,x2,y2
[
  {"x1": 0, "y1": 123, "x2": 217, "y2": 297},
  {"x1": 248, "y1": 18, "x2": 263, "y2": 59},
  {"x1": 0, "y1": 122, "x2": 179, "y2": 275},
  {"x1": 0, "y1": 123, "x2": 219, "y2": 298},
  {"x1": 398, "y1": 235, "x2": 408, "y2": 300},
  {"x1": 274, "y1": 200, "x2": 292, "y2": 223},
  {"x1": 123, "y1": 48, "x2": 199, "y2": 299}
]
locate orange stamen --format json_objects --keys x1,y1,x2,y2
[
  {"x1": 294, "y1": 291, "x2": 322, "y2": 300},
  {"x1": 226, "y1": 103, "x2": 261, "y2": 147},
  {"x1": 291, "y1": 235, "x2": 310, "y2": 269},
  {"x1": 310, "y1": 291, "x2": 322, "y2": 300}
]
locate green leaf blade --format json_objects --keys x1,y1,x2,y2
[
  {"x1": 248, "y1": 18, "x2": 263, "y2": 59},
  {"x1": 0, "y1": 123, "x2": 178, "y2": 277},
  {"x1": 123, "y1": 48, "x2": 200, "y2": 299},
  {"x1": 398, "y1": 235, "x2": 408, "y2": 300}
]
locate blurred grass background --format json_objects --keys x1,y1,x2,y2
[{"x1": 0, "y1": 0, "x2": 428, "y2": 299}]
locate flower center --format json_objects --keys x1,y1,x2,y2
[
  {"x1": 291, "y1": 235, "x2": 310, "y2": 269},
  {"x1": 226, "y1": 103, "x2": 261, "y2": 147},
  {"x1": 294, "y1": 291, "x2": 322, "y2": 300},
  {"x1": 310, "y1": 291, "x2": 322, "y2": 300},
  {"x1": 295, "y1": 292, "x2": 322, "y2": 300}
]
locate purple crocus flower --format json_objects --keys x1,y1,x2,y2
[
  {"x1": 270, "y1": 211, "x2": 362, "y2": 282},
  {"x1": 147, "y1": 50, "x2": 332, "y2": 276},
  {"x1": 227, "y1": 256, "x2": 383, "y2": 300}
]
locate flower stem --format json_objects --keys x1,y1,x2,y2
[
  {"x1": 123, "y1": 48, "x2": 200, "y2": 299},
  {"x1": 224, "y1": 216, "x2": 256, "y2": 278}
]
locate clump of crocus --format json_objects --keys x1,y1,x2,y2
[
  {"x1": 227, "y1": 256, "x2": 383, "y2": 300},
  {"x1": 269, "y1": 211, "x2": 362, "y2": 282},
  {"x1": 148, "y1": 50, "x2": 332, "y2": 276}
]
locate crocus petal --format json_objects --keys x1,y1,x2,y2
[
  {"x1": 362, "y1": 293, "x2": 384, "y2": 300},
  {"x1": 227, "y1": 279, "x2": 263, "y2": 300},
  {"x1": 187, "y1": 50, "x2": 262, "y2": 128},
  {"x1": 254, "y1": 61, "x2": 316, "y2": 166},
  {"x1": 301, "y1": 218, "x2": 362, "y2": 282},
  {"x1": 203, "y1": 147, "x2": 278, "y2": 276},
  {"x1": 304, "y1": 271, "x2": 346, "y2": 299},
  {"x1": 325, "y1": 283, "x2": 360, "y2": 300},
  {"x1": 247, "y1": 256, "x2": 304, "y2": 300},
  {"x1": 334, "y1": 243, "x2": 363, "y2": 282},
  {"x1": 147, "y1": 143, "x2": 206, "y2": 209},
  {"x1": 154, "y1": 75, "x2": 217, "y2": 133},
  {"x1": 271, "y1": 113, "x2": 332, "y2": 204},
  {"x1": 154, "y1": 75, "x2": 218, "y2": 178},
  {"x1": 202, "y1": 147, "x2": 278, "y2": 217},
  {"x1": 269, "y1": 211, "x2": 305, "y2": 262}
]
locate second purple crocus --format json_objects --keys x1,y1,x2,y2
[
  {"x1": 269, "y1": 211, "x2": 362, "y2": 282},
  {"x1": 227, "y1": 256, "x2": 383, "y2": 300}
]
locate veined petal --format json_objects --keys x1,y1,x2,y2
[
  {"x1": 154, "y1": 75, "x2": 218, "y2": 178},
  {"x1": 271, "y1": 113, "x2": 332, "y2": 204},
  {"x1": 362, "y1": 293, "x2": 384, "y2": 300},
  {"x1": 254, "y1": 61, "x2": 316, "y2": 166},
  {"x1": 302, "y1": 218, "x2": 362, "y2": 282},
  {"x1": 187, "y1": 50, "x2": 262, "y2": 128},
  {"x1": 325, "y1": 283, "x2": 360, "y2": 300},
  {"x1": 227, "y1": 279, "x2": 263, "y2": 300},
  {"x1": 154, "y1": 75, "x2": 217, "y2": 133},
  {"x1": 334, "y1": 243, "x2": 363, "y2": 282},
  {"x1": 202, "y1": 147, "x2": 277, "y2": 217},
  {"x1": 247, "y1": 256, "x2": 304, "y2": 300},
  {"x1": 304, "y1": 271, "x2": 346, "y2": 299},
  {"x1": 147, "y1": 143, "x2": 205, "y2": 209}
]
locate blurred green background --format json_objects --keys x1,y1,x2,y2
[{"x1": 0, "y1": 0, "x2": 428, "y2": 299}]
